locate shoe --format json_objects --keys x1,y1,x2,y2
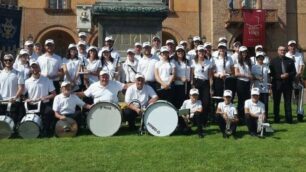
[
  {"x1": 198, "y1": 132, "x2": 204, "y2": 138},
  {"x1": 297, "y1": 114, "x2": 304, "y2": 122},
  {"x1": 222, "y1": 133, "x2": 227, "y2": 138}
]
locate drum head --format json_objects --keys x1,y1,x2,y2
[
  {"x1": 18, "y1": 122, "x2": 40, "y2": 139},
  {"x1": 0, "y1": 116, "x2": 14, "y2": 139},
  {"x1": 87, "y1": 102, "x2": 122, "y2": 137},
  {"x1": 144, "y1": 101, "x2": 178, "y2": 137},
  {"x1": 55, "y1": 117, "x2": 78, "y2": 137}
]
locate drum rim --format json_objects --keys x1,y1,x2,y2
[{"x1": 18, "y1": 121, "x2": 41, "y2": 138}]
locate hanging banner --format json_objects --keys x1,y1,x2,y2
[
  {"x1": 0, "y1": 7, "x2": 22, "y2": 52},
  {"x1": 243, "y1": 10, "x2": 266, "y2": 47}
]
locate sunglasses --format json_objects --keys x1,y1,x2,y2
[{"x1": 4, "y1": 59, "x2": 13, "y2": 62}]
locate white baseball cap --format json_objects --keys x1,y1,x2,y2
[
  {"x1": 30, "y1": 61, "x2": 39, "y2": 67},
  {"x1": 190, "y1": 88, "x2": 199, "y2": 95},
  {"x1": 127, "y1": 48, "x2": 135, "y2": 54},
  {"x1": 105, "y1": 36, "x2": 114, "y2": 41},
  {"x1": 77, "y1": 41, "x2": 87, "y2": 46},
  {"x1": 61, "y1": 81, "x2": 71, "y2": 87},
  {"x1": 87, "y1": 46, "x2": 98, "y2": 53},
  {"x1": 78, "y1": 32, "x2": 87, "y2": 38},
  {"x1": 256, "y1": 52, "x2": 265, "y2": 58},
  {"x1": 233, "y1": 41, "x2": 241, "y2": 47},
  {"x1": 160, "y1": 46, "x2": 169, "y2": 53},
  {"x1": 239, "y1": 46, "x2": 248, "y2": 52},
  {"x1": 99, "y1": 70, "x2": 109, "y2": 76},
  {"x1": 197, "y1": 45, "x2": 206, "y2": 51},
  {"x1": 24, "y1": 40, "x2": 34, "y2": 46},
  {"x1": 218, "y1": 37, "x2": 227, "y2": 42},
  {"x1": 251, "y1": 87, "x2": 260, "y2": 95},
  {"x1": 218, "y1": 42, "x2": 227, "y2": 48},
  {"x1": 135, "y1": 73, "x2": 145, "y2": 79},
  {"x1": 152, "y1": 36, "x2": 160, "y2": 40},
  {"x1": 288, "y1": 40, "x2": 296, "y2": 45},
  {"x1": 19, "y1": 49, "x2": 29, "y2": 55},
  {"x1": 175, "y1": 45, "x2": 185, "y2": 51},
  {"x1": 98, "y1": 47, "x2": 110, "y2": 57},
  {"x1": 223, "y1": 90, "x2": 232, "y2": 97},
  {"x1": 134, "y1": 42, "x2": 142, "y2": 47},
  {"x1": 255, "y1": 45, "x2": 263, "y2": 50},
  {"x1": 68, "y1": 44, "x2": 77, "y2": 49},
  {"x1": 45, "y1": 39, "x2": 54, "y2": 45},
  {"x1": 143, "y1": 42, "x2": 151, "y2": 48},
  {"x1": 166, "y1": 39, "x2": 175, "y2": 45},
  {"x1": 204, "y1": 42, "x2": 212, "y2": 48},
  {"x1": 193, "y1": 36, "x2": 201, "y2": 42},
  {"x1": 179, "y1": 40, "x2": 187, "y2": 45}
]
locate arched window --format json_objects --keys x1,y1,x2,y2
[{"x1": 48, "y1": 0, "x2": 70, "y2": 9}]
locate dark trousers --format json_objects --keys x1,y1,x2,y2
[
  {"x1": 216, "y1": 114, "x2": 237, "y2": 135},
  {"x1": 193, "y1": 79, "x2": 210, "y2": 125},
  {"x1": 245, "y1": 113, "x2": 258, "y2": 134},
  {"x1": 157, "y1": 87, "x2": 174, "y2": 105},
  {"x1": 236, "y1": 80, "x2": 251, "y2": 120},
  {"x1": 0, "y1": 102, "x2": 24, "y2": 126},
  {"x1": 224, "y1": 77, "x2": 237, "y2": 102},
  {"x1": 272, "y1": 85, "x2": 293, "y2": 123},
  {"x1": 260, "y1": 93, "x2": 269, "y2": 120},
  {"x1": 173, "y1": 83, "x2": 191, "y2": 109},
  {"x1": 178, "y1": 112, "x2": 203, "y2": 134},
  {"x1": 53, "y1": 81, "x2": 61, "y2": 94},
  {"x1": 123, "y1": 108, "x2": 138, "y2": 129}
]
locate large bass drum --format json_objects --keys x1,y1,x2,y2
[
  {"x1": 144, "y1": 100, "x2": 178, "y2": 137},
  {"x1": 0, "y1": 115, "x2": 15, "y2": 139},
  {"x1": 18, "y1": 114, "x2": 42, "y2": 139},
  {"x1": 87, "y1": 102, "x2": 122, "y2": 137}
]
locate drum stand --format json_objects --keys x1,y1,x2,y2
[{"x1": 138, "y1": 112, "x2": 147, "y2": 135}]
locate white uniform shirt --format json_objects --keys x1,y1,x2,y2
[
  {"x1": 251, "y1": 64, "x2": 270, "y2": 93},
  {"x1": 13, "y1": 62, "x2": 31, "y2": 80},
  {"x1": 151, "y1": 47, "x2": 160, "y2": 57},
  {"x1": 24, "y1": 75, "x2": 55, "y2": 102},
  {"x1": 234, "y1": 62, "x2": 251, "y2": 82},
  {"x1": 86, "y1": 59, "x2": 101, "y2": 85},
  {"x1": 155, "y1": 59, "x2": 175, "y2": 84},
  {"x1": 53, "y1": 93, "x2": 85, "y2": 115},
  {"x1": 191, "y1": 59, "x2": 213, "y2": 80},
  {"x1": 37, "y1": 53, "x2": 62, "y2": 81},
  {"x1": 217, "y1": 102, "x2": 237, "y2": 119},
  {"x1": 187, "y1": 49, "x2": 197, "y2": 60},
  {"x1": 173, "y1": 60, "x2": 191, "y2": 85},
  {"x1": 110, "y1": 48, "x2": 120, "y2": 66},
  {"x1": 212, "y1": 50, "x2": 233, "y2": 58},
  {"x1": 231, "y1": 52, "x2": 239, "y2": 65},
  {"x1": 84, "y1": 80, "x2": 124, "y2": 104},
  {"x1": 244, "y1": 99, "x2": 265, "y2": 116},
  {"x1": 180, "y1": 99, "x2": 202, "y2": 118},
  {"x1": 212, "y1": 56, "x2": 234, "y2": 75},
  {"x1": 0, "y1": 69, "x2": 24, "y2": 100},
  {"x1": 286, "y1": 51, "x2": 305, "y2": 73},
  {"x1": 125, "y1": 84, "x2": 157, "y2": 108},
  {"x1": 62, "y1": 58, "x2": 81, "y2": 86},
  {"x1": 137, "y1": 55, "x2": 159, "y2": 82},
  {"x1": 101, "y1": 60, "x2": 116, "y2": 80},
  {"x1": 122, "y1": 58, "x2": 138, "y2": 83}
]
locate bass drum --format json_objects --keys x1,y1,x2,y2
[
  {"x1": 55, "y1": 117, "x2": 78, "y2": 137},
  {"x1": 144, "y1": 100, "x2": 178, "y2": 137},
  {"x1": 18, "y1": 114, "x2": 42, "y2": 139},
  {"x1": 0, "y1": 115, "x2": 15, "y2": 139},
  {"x1": 87, "y1": 102, "x2": 122, "y2": 137}
]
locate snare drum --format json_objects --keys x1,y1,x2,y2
[
  {"x1": 87, "y1": 102, "x2": 122, "y2": 137},
  {"x1": 18, "y1": 114, "x2": 42, "y2": 139},
  {"x1": 55, "y1": 117, "x2": 78, "y2": 137},
  {"x1": 0, "y1": 115, "x2": 15, "y2": 139},
  {"x1": 144, "y1": 100, "x2": 178, "y2": 137}
]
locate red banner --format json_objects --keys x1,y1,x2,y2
[{"x1": 243, "y1": 10, "x2": 266, "y2": 47}]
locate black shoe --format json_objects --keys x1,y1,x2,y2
[
  {"x1": 250, "y1": 132, "x2": 256, "y2": 137},
  {"x1": 297, "y1": 114, "x2": 304, "y2": 122},
  {"x1": 222, "y1": 133, "x2": 227, "y2": 139},
  {"x1": 198, "y1": 132, "x2": 204, "y2": 138}
]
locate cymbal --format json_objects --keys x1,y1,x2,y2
[{"x1": 55, "y1": 117, "x2": 78, "y2": 137}]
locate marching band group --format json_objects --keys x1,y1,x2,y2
[{"x1": 0, "y1": 33, "x2": 304, "y2": 139}]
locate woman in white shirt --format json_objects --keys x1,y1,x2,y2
[
  {"x1": 99, "y1": 46, "x2": 119, "y2": 80},
  {"x1": 13, "y1": 49, "x2": 31, "y2": 80},
  {"x1": 121, "y1": 48, "x2": 138, "y2": 83},
  {"x1": 84, "y1": 46, "x2": 101, "y2": 88},
  {"x1": 234, "y1": 46, "x2": 253, "y2": 121},
  {"x1": 154, "y1": 46, "x2": 176, "y2": 104}
]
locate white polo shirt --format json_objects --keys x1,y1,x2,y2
[
  {"x1": 110, "y1": 48, "x2": 120, "y2": 66},
  {"x1": 155, "y1": 59, "x2": 175, "y2": 84},
  {"x1": 212, "y1": 56, "x2": 234, "y2": 75},
  {"x1": 137, "y1": 55, "x2": 159, "y2": 82},
  {"x1": 251, "y1": 64, "x2": 270, "y2": 93},
  {"x1": 173, "y1": 60, "x2": 191, "y2": 85},
  {"x1": 101, "y1": 60, "x2": 116, "y2": 80},
  {"x1": 231, "y1": 52, "x2": 239, "y2": 65},
  {"x1": 86, "y1": 59, "x2": 101, "y2": 85},
  {"x1": 84, "y1": 80, "x2": 124, "y2": 104},
  {"x1": 234, "y1": 62, "x2": 251, "y2": 82},
  {"x1": 286, "y1": 51, "x2": 305, "y2": 73},
  {"x1": 37, "y1": 53, "x2": 62, "y2": 81},
  {"x1": 191, "y1": 59, "x2": 213, "y2": 80},
  {"x1": 180, "y1": 99, "x2": 202, "y2": 118},
  {"x1": 217, "y1": 102, "x2": 237, "y2": 119},
  {"x1": 125, "y1": 84, "x2": 157, "y2": 108},
  {"x1": 53, "y1": 93, "x2": 85, "y2": 115},
  {"x1": 244, "y1": 99, "x2": 265, "y2": 116},
  {"x1": 62, "y1": 58, "x2": 81, "y2": 86},
  {"x1": 13, "y1": 62, "x2": 31, "y2": 80},
  {"x1": 0, "y1": 69, "x2": 24, "y2": 100},
  {"x1": 24, "y1": 75, "x2": 55, "y2": 102},
  {"x1": 187, "y1": 49, "x2": 196, "y2": 60},
  {"x1": 122, "y1": 58, "x2": 138, "y2": 83}
]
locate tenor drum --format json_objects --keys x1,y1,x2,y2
[
  {"x1": 55, "y1": 117, "x2": 78, "y2": 137},
  {"x1": 144, "y1": 100, "x2": 178, "y2": 137},
  {"x1": 0, "y1": 115, "x2": 15, "y2": 139},
  {"x1": 87, "y1": 102, "x2": 122, "y2": 137},
  {"x1": 18, "y1": 114, "x2": 42, "y2": 139}
]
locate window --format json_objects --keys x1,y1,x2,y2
[
  {"x1": 0, "y1": 0, "x2": 17, "y2": 6},
  {"x1": 48, "y1": 0, "x2": 70, "y2": 9}
]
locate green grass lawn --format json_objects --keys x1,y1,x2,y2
[{"x1": 0, "y1": 103, "x2": 306, "y2": 171}]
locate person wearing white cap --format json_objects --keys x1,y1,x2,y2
[
  {"x1": 203, "y1": 42, "x2": 213, "y2": 62},
  {"x1": 269, "y1": 46, "x2": 296, "y2": 123},
  {"x1": 77, "y1": 41, "x2": 88, "y2": 66},
  {"x1": 33, "y1": 42, "x2": 43, "y2": 60},
  {"x1": 104, "y1": 35, "x2": 121, "y2": 67},
  {"x1": 121, "y1": 48, "x2": 138, "y2": 83},
  {"x1": 78, "y1": 32, "x2": 87, "y2": 42},
  {"x1": 0, "y1": 54, "x2": 25, "y2": 124},
  {"x1": 24, "y1": 40, "x2": 37, "y2": 62},
  {"x1": 212, "y1": 42, "x2": 234, "y2": 103},
  {"x1": 99, "y1": 46, "x2": 118, "y2": 80},
  {"x1": 191, "y1": 44, "x2": 213, "y2": 124},
  {"x1": 212, "y1": 36, "x2": 233, "y2": 58},
  {"x1": 234, "y1": 45, "x2": 252, "y2": 121},
  {"x1": 134, "y1": 42, "x2": 143, "y2": 60},
  {"x1": 77, "y1": 70, "x2": 128, "y2": 104},
  {"x1": 179, "y1": 88, "x2": 204, "y2": 138},
  {"x1": 187, "y1": 36, "x2": 202, "y2": 60},
  {"x1": 37, "y1": 39, "x2": 63, "y2": 93},
  {"x1": 251, "y1": 52, "x2": 271, "y2": 117},
  {"x1": 165, "y1": 39, "x2": 176, "y2": 59},
  {"x1": 13, "y1": 49, "x2": 31, "y2": 80},
  {"x1": 61, "y1": 44, "x2": 82, "y2": 92},
  {"x1": 24, "y1": 61, "x2": 56, "y2": 137},
  {"x1": 250, "y1": 45, "x2": 270, "y2": 66},
  {"x1": 137, "y1": 42, "x2": 159, "y2": 90},
  {"x1": 231, "y1": 41, "x2": 241, "y2": 65},
  {"x1": 154, "y1": 46, "x2": 176, "y2": 104},
  {"x1": 151, "y1": 36, "x2": 161, "y2": 56},
  {"x1": 83, "y1": 46, "x2": 101, "y2": 88},
  {"x1": 172, "y1": 45, "x2": 191, "y2": 109},
  {"x1": 244, "y1": 87, "x2": 266, "y2": 136},
  {"x1": 53, "y1": 81, "x2": 92, "y2": 128},
  {"x1": 216, "y1": 90, "x2": 238, "y2": 138},
  {"x1": 123, "y1": 73, "x2": 158, "y2": 130}
]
